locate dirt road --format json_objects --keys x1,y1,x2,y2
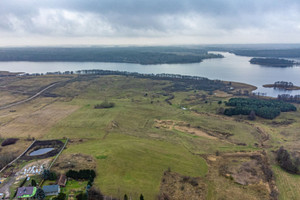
[{"x1": 0, "y1": 83, "x2": 57, "y2": 111}]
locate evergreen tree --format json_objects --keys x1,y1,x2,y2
[
  {"x1": 31, "y1": 179, "x2": 37, "y2": 186},
  {"x1": 248, "y1": 110, "x2": 256, "y2": 120},
  {"x1": 140, "y1": 194, "x2": 144, "y2": 200},
  {"x1": 36, "y1": 188, "x2": 45, "y2": 200}
]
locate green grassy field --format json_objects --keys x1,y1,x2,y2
[
  {"x1": 39, "y1": 75, "x2": 264, "y2": 198},
  {"x1": 273, "y1": 165, "x2": 300, "y2": 200},
  {"x1": 2, "y1": 74, "x2": 300, "y2": 199}
]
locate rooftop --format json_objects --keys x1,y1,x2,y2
[
  {"x1": 43, "y1": 185, "x2": 60, "y2": 193},
  {"x1": 16, "y1": 187, "x2": 36, "y2": 198}
]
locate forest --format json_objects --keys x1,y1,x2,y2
[
  {"x1": 249, "y1": 58, "x2": 297, "y2": 67},
  {"x1": 224, "y1": 98, "x2": 297, "y2": 119},
  {"x1": 0, "y1": 47, "x2": 223, "y2": 64},
  {"x1": 232, "y1": 49, "x2": 300, "y2": 58}
]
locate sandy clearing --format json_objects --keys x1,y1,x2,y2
[{"x1": 155, "y1": 119, "x2": 217, "y2": 140}]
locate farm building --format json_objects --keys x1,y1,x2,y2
[
  {"x1": 58, "y1": 174, "x2": 67, "y2": 187},
  {"x1": 43, "y1": 185, "x2": 60, "y2": 196},
  {"x1": 16, "y1": 187, "x2": 37, "y2": 199}
]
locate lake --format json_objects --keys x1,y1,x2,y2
[
  {"x1": 29, "y1": 148, "x2": 54, "y2": 156},
  {"x1": 1, "y1": 51, "x2": 300, "y2": 97}
]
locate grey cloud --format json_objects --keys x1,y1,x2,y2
[{"x1": 0, "y1": 0, "x2": 300, "y2": 44}]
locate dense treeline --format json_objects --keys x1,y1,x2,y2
[
  {"x1": 250, "y1": 58, "x2": 297, "y2": 67},
  {"x1": 232, "y1": 49, "x2": 300, "y2": 58},
  {"x1": 277, "y1": 94, "x2": 300, "y2": 103},
  {"x1": 0, "y1": 47, "x2": 223, "y2": 64},
  {"x1": 224, "y1": 98, "x2": 296, "y2": 119},
  {"x1": 276, "y1": 147, "x2": 299, "y2": 174}
]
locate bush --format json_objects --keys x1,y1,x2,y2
[
  {"x1": 66, "y1": 169, "x2": 96, "y2": 181},
  {"x1": 31, "y1": 179, "x2": 37, "y2": 186},
  {"x1": 87, "y1": 187, "x2": 104, "y2": 200},
  {"x1": 76, "y1": 193, "x2": 87, "y2": 200},
  {"x1": 53, "y1": 193, "x2": 67, "y2": 200},
  {"x1": 1, "y1": 138, "x2": 18, "y2": 146},
  {"x1": 43, "y1": 170, "x2": 57, "y2": 180},
  {"x1": 94, "y1": 101, "x2": 115, "y2": 109},
  {"x1": 277, "y1": 146, "x2": 299, "y2": 174}
]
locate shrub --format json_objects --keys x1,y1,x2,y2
[
  {"x1": 94, "y1": 101, "x2": 115, "y2": 109},
  {"x1": 87, "y1": 187, "x2": 104, "y2": 200},
  {"x1": 53, "y1": 193, "x2": 67, "y2": 200},
  {"x1": 31, "y1": 179, "x2": 37, "y2": 186},
  {"x1": 1, "y1": 138, "x2": 18, "y2": 146},
  {"x1": 76, "y1": 193, "x2": 87, "y2": 200},
  {"x1": 43, "y1": 170, "x2": 57, "y2": 180},
  {"x1": 66, "y1": 169, "x2": 96, "y2": 181},
  {"x1": 277, "y1": 146, "x2": 299, "y2": 174}
]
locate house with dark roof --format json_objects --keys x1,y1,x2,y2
[
  {"x1": 58, "y1": 174, "x2": 67, "y2": 187},
  {"x1": 43, "y1": 185, "x2": 60, "y2": 196},
  {"x1": 16, "y1": 187, "x2": 37, "y2": 199}
]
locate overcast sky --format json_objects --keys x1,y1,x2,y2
[{"x1": 0, "y1": 0, "x2": 300, "y2": 46}]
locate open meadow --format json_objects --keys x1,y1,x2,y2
[{"x1": 1, "y1": 73, "x2": 300, "y2": 199}]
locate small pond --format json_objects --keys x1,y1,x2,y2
[{"x1": 29, "y1": 148, "x2": 54, "y2": 156}]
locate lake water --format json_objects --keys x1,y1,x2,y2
[
  {"x1": 29, "y1": 148, "x2": 54, "y2": 156},
  {"x1": 1, "y1": 51, "x2": 300, "y2": 97}
]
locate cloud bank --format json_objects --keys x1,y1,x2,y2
[{"x1": 0, "y1": 0, "x2": 300, "y2": 46}]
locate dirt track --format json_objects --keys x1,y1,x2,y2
[{"x1": 0, "y1": 83, "x2": 57, "y2": 110}]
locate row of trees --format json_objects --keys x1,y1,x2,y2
[
  {"x1": 277, "y1": 94, "x2": 300, "y2": 103},
  {"x1": 224, "y1": 98, "x2": 296, "y2": 119},
  {"x1": 273, "y1": 81, "x2": 294, "y2": 88}
]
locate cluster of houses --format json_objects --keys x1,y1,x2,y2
[{"x1": 16, "y1": 174, "x2": 67, "y2": 199}]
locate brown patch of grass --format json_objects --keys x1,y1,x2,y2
[
  {"x1": 213, "y1": 90, "x2": 233, "y2": 98},
  {"x1": 205, "y1": 152, "x2": 272, "y2": 200},
  {"x1": 158, "y1": 171, "x2": 207, "y2": 200},
  {"x1": 0, "y1": 101, "x2": 79, "y2": 138},
  {"x1": 51, "y1": 153, "x2": 96, "y2": 174}
]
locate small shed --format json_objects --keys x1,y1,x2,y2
[
  {"x1": 57, "y1": 174, "x2": 67, "y2": 187},
  {"x1": 43, "y1": 185, "x2": 60, "y2": 196},
  {"x1": 16, "y1": 187, "x2": 37, "y2": 199}
]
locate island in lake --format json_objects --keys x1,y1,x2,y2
[
  {"x1": 249, "y1": 57, "x2": 298, "y2": 67},
  {"x1": 263, "y1": 81, "x2": 300, "y2": 90}
]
